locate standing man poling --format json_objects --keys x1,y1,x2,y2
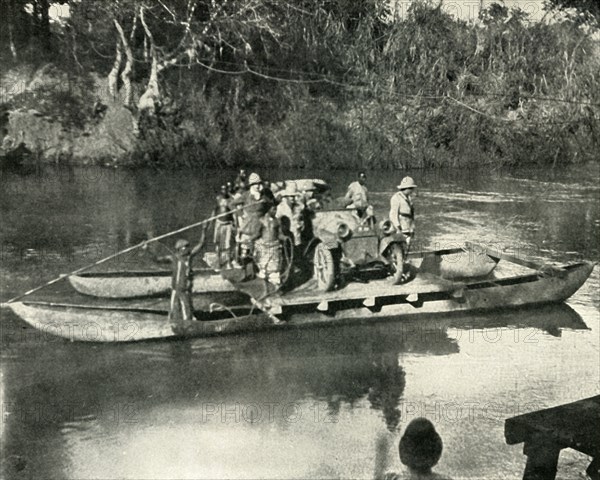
[{"x1": 143, "y1": 237, "x2": 205, "y2": 334}]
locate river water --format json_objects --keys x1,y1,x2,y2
[{"x1": 1, "y1": 164, "x2": 599, "y2": 479}]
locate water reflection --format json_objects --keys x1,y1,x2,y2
[{"x1": 0, "y1": 304, "x2": 589, "y2": 479}]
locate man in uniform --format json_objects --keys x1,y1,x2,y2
[{"x1": 389, "y1": 176, "x2": 417, "y2": 249}]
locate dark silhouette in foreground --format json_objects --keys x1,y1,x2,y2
[{"x1": 384, "y1": 418, "x2": 453, "y2": 480}]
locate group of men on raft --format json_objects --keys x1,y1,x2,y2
[
  {"x1": 150, "y1": 170, "x2": 418, "y2": 330},
  {"x1": 212, "y1": 170, "x2": 320, "y2": 286}
]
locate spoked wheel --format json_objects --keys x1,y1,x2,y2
[
  {"x1": 389, "y1": 243, "x2": 406, "y2": 285},
  {"x1": 313, "y1": 243, "x2": 336, "y2": 291}
]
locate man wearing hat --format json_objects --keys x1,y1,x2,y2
[
  {"x1": 231, "y1": 172, "x2": 272, "y2": 273},
  {"x1": 388, "y1": 176, "x2": 417, "y2": 283},
  {"x1": 389, "y1": 176, "x2": 417, "y2": 248},
  {"x1": 276, "y1": 181, "x2": 299, "y2": 240}
]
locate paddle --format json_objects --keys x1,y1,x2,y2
[{"x1": 1, "y1": 201, "x2": 264, "y2": 306}]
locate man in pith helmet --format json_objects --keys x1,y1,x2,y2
[
  {"x1": 276, "y1": 182, "x2": 299, "y2": 242},
  {"x1": 388, "y1": 176, "x2": 418, "y2": 282},
  {"x1": 389, "y1": 176, "x2": 417, "y2": 247},
  {"x1": 231, "y1": 172, "x2": 273, "y2": 276}
]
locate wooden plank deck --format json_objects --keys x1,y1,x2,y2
[
  {"x1": 211, "y1": 243, "x2": 515, "y2": 308},
  {"x1": 277, "y1": 273, "x2": 461, "y2": 306},
  {"x1": 505, "y1": 395, "x2": 600, "y2": 480},
  {"x1": 221, "y1": 260, "x2": 532, "y2": 310},
  {"x1": 221, "y1": 267, "x2": 466, "y2": 309}
]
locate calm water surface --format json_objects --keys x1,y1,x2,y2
[{"x1": 1, "y1": 164, "x2": 599, "y2": 479}]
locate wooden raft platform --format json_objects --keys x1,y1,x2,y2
[
  {"x1": 234, "y1": 273, "x2": 460, "y2": 308},
  {"x1": 221, "y1": 260, "x2": 533, "y2": 313},
  {"x1": 505, "y1": 395, "x2": 600, "y2": 480}
]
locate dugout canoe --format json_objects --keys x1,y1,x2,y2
[
  {"x1": 68, "y1": 268, "x2": 237, "y2": 298},
  {"x1": 7, "y1": 251, "x2": 594, "y2": 342}
]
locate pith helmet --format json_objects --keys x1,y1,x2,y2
[
  {"x1": 175, "y1": 239, "x2": 190, "y2": 250},
  {"x1": 397, "y1": 176, "x2": 417, "y2": 190},
  {"x1": 248, "y1": 173, "x2": 262, "y2": 186}
]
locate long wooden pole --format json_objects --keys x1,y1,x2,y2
[{"x1": 2, "y1": 201, "x2": 262, "y2": 306}]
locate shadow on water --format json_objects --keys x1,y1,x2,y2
[{"x1": 0, "y1": 302, "x2": 588, "y2": 479}]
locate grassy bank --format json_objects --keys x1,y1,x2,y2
[{"x1": 1, "y1": 1, "x2": 598, "y2": 169}]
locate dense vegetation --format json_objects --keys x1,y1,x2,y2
[{"x1": 1, "y1": 0, "x2": 599, "y2": 169}]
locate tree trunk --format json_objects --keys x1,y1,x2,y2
[
  {"x1": 9, "y1": 26, "x2": 17, "y2": 59},
  {"x1": 114, "y1": 17, "x2": 135, "y2": 107},
  {"x1": 39, "y1": 0, "x2": 50, "y2": 49},
  {"x1": 8, "y1": 12, "x2": 17, "y2": 59},
  {"x1": 138, "y1": 50, "x2": 160, "y2": 112},
  {"x1": 139, "y1": 7, "x2": 160, "y2": 113},
  {"x1": 108, "y1": 39, "x2": 123, "y2": 101}
]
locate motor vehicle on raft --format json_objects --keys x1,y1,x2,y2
[
  {"x1": 290, "y1": 179, "x2": 407, "y2": 291},
  {"x1": 307, "y1": 208, "x2": 408, "y2": 291}
]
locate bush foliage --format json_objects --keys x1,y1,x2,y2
[{"x1": 1, "y1": 0, "x2": 598, "y2": 168}]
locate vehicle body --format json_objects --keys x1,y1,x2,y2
[{"x1": 309, "y1": 208, "x2": 407, "y2": 290}]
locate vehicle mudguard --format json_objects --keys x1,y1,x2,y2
[{"x1": 379, "y1": 233, "x2": 407, "y2": 256}]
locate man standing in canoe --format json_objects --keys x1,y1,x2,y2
[{"x1": 143, "y1": 237, "x2": 205, "y2": 334}]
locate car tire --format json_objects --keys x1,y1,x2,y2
[
  {"x1": 390, "y1": 243, "x2": 406, "y2": 285},
  {"x1": 314, "y1": 243, "x2": 336, "y2": 291}
]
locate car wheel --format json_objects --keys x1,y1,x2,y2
[
  {"x1": 390, "y1": 243, "x2": 406, "y2": 285},
  {"x1": 313, "y1": 243, "x2": 336, "y2": 291}
]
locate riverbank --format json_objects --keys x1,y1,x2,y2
[{"x1": 1, "y1": 3, "x2": 599, "y2": 170}]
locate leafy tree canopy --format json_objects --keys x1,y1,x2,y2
[{"x1": 545, "y1": 0, "x2": 600, "y2": 21}]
